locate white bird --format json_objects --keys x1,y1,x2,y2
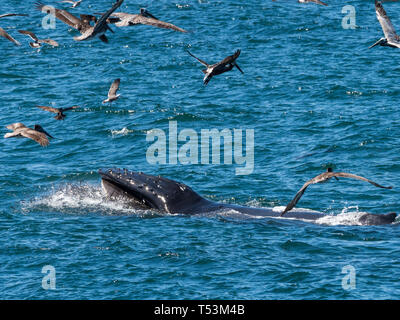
[
  {"x1": 103, "y1": 78, "x2": 121, "y2": 105},
  {"x1": 370, "y1": 0, "x2": 400, "y2": 49}
]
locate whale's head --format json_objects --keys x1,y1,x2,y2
[
  {"x1": 98, "y1": 168, "x2": 211, "y2": 214},
  {"x1": 358, "y1": 212, "x2": 397, "y2": 226}
]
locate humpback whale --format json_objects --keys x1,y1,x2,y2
[{"x1": 99, "y1": 168, "x2": 397, "y2": 226}]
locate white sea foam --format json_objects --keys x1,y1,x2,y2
[
  {"x1": 21, "y1": 184, "x2": 152, "y2": 216},
  {"x1": 111, "y1": 127, "x2": 134, "y2": 136}
]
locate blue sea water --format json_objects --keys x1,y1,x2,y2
[{"x1": 1, "y1": 0, "x2": 400, "y2": 300}]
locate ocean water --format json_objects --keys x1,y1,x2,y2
[{"x1": 1, "y1": 0, "x2": 400, "y2": 300}]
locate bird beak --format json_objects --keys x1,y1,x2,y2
[{"x1": 234, "y1": 63, "x2": 244, "y2": 74}]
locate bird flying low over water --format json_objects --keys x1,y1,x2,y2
[
  {"x1": 59, "y1": 0, "x2": 83, "y2": 8},
  {"x1": 298, "y1": 0, "x2": 328, "y2": 6},
  {"x1": 18, "y1": 30, "x2": 59, "y2": 48},
  {"x1": 73, "y1": 0, "x2": 123, "y2": 42},
  {"x1": 186, "y1": 49, "x2": 244, "y2": 85},
  {"x1": 101, "y1": 8, "x2": 187, "y2": 32},
  {"x1": 0, "y1": 27, "x2": 21, "y2": 46},
  {"x1": 370, "y1": 0, "x2": 400, "y2": 49},
  {"x1": 35, "y1": 0, "x2": 123, "y2": 43},
  {"x1": 4, "y1": 123, "x2": 54, "y2": 147},
  {"x1": 0, "y1": 13, "x2": 29, "y2": 19},
  {"x1": 37, "y1": 105, "x2": 79, "y2": 120},
  {"x1": 103, "y1": 78, "x2": 121, "y2": 105},
  {"x1": 280, "y1": 168, "x2": 393, "y2": 217}
]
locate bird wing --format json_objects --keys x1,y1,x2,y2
[
  {"x1": 93, "y1": 0, "x2": 124, "y2": 34},
  {"x1": 130, "y1": 15, "x2": 187, "y2": 32},
  {"x1": 217, "y1": 50, "x2": 241, "y2": 66},
  {"x1": 61, "y1": 106, "x2": 79, "y2": 112},
  {"x1": 108, "y1": 79, "x2": 120, "y2": 97},
  {"x1": 375, "y1": 0, "x2": 399, "y2": 41},
  {"x1": 35, "y1": 1, "x2": 84, "y2": 30},
  {"x1": 20, "y1": 129, "x2": 50, "y2": 146},
  {"x1": 18, "y1": 30, "x2": 39, "y2": 41},
  {"x1": 0, "y1": 27, "x2": 21, "y2": 46},
  {"x1": 37, "y1": 106, "x2": 60, "y2": 114},
  {"x1": 311, "y1": 0, "x2": 328, "y2": 6},
  {"x1": 6, "y1": 123, "x2": 27, "y2": 131},
  {"x1": 0, "y1": 13, "x2": 29, "y2": 19},
  {"x1": 281, "y1": 181, "x2": 313, "y2": 216},
  {"x1": 332, "y1": 172, "x2": 392, "y2": 189},
  {"x1": 186, "y1": 50, "x2": 209, "y2": 67},
  {"x1": 39, "y1": 39, "x2": 59, "y2": 46}
]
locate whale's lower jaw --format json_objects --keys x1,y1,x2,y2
[{"x1": 98, "y1": 168, "x2": 397, "y2": 225}]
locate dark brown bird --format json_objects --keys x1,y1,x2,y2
[
  {"x1": 280, "y1": 168, "x2": 392, "y2": 217},
  {"x1": 35, "y1": 1, "x2": 121, "y2": 43},
  {"x1": 4, "y1": 123, "x2": 54, "y2": 147},
  {"x1": 102, "y1": 8, "x2": 187, "y2": 32},
  {"x1": 37, "y1": 105, "x2": 79, "y2": 120},
  {"x1": 18, "y1": 30, "x2": 59, "y2": 48},
  {"x1": 186, "y1": 49, "x2": 243, "y2": 85},
  {"x1": 103, "y1": 78, "x2": 121, "y2": 105},
  {"x1": 0, "y1": 27, "x2": 21, "y2": 46}
]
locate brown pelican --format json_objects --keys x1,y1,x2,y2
[
  {"x1": 99, "y1": 9, "x2": 187, "y2": 32},
  {"x1": 73, "y1": 0, "x2": 123, "y2": 42},
  {"x1": 0, "y1": 13, "x2": 29, "y2": 19},
  {"x1": 298, "y1": 0, "x2": 328, "y2": 5},
  {"x1": 37, "y1": 105, "x2": 79, "y2": 120},
  {"x1": 186, "y1": 49, "x2": 244, "y2": 85},
  {"x1": 370, "y1": 0, "x2": 400, "y2": 49},
  {"x1": 0, "y1": 27, "x2": 21, "y2": 46},
  {"x1": 18, "y1": 30, "x2": 59, "y2": 48},
  {"x1": 103, "y1": 79, "x2": 121, "y2": 105},
  {"x1": 280, "y1": 168, "x2": 392, "y2": 217},
  {"x1": 60, "y1": 0, "x2": 83, "y2": 8},
  {"x1": 4, "y1": 123, "x2": 54, "y2": 147},
  {"x1": 35, "y1": 1, "x2": 121, "y2": 43}
]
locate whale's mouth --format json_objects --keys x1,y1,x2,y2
[
  {"x1": 98, "y1": 168, "x2": 209, "y2": 214},
  {"x1": 99, "y1": 168, "x2": 163, "y2": 211}
]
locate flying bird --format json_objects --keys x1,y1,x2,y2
[
  {"x1": 35, "y1": 0, "x2": 121, "y2": 43},
  {"x1": 59, "y1": 0, "x2": 83, "y2": 8},
  {"x1": 186, "y1": 49, "x2": 244, "y2": 85},
  {"x1": 4, "y1": 123, "x2": 54, "y2": 147},
  {"x1": 0, "y1": 13, "x2": 29, "y2": 19},
  {"x1": 280, "y1": 168, "x2": 393, "y2": 217},
  {"x1": 73, "y1": 0, "x2": 123, "y2": 43},
  {"x1": 18, "y1": 30, "x2": 59, "y2": 48},
  {"x1": 370, "y1": 0, "x2": 400, "y2": 49},
  {"x1": 298, "y1": 0, "x2": 328, "y2": 6},
  {"x1": 103, "y1": 78, "x2": 121, "y2": 105},
  {"x1": 37, "y1": 105, "x2": 79, "y2": 120},
  {"x1": 101, "y1": 9, "x2": 187, "y2": 32},
  {"x1": 0, "y1": 27, "x2": 21, "y2": 46}
]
